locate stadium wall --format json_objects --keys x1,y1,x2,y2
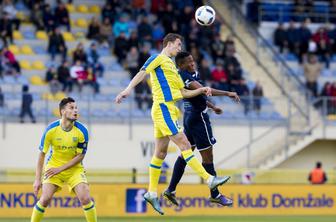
[
  {"x1": 0, "y1": 123, "x2": 284, "y2": 169},
  {"x1": 276, "y1": 140, "x2": 336, "y2": 169}
]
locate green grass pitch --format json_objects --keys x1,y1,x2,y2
[{"x1": 1, "y1": 216, "x2": 335, "y2": 222}]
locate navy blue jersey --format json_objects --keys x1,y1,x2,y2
[{"x1": 179, "y1": 70, "x2": 207, "y2": 112}]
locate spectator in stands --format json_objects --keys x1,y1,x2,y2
[
  {"x1": 273, "y1": 23, "x2": 288, "y2": 53},
  {"x1": 43, "y1": 3, "x2": 55, "y2": 32},
  {"x1": 211, "y1": 60, "x2": 229, "y2": 91},
  {"x1": 186, "y1": 20, "x2": 200, "y2": 49},
  {"x1": 87, "y1": 42, "x2": 104, "y2": 77},
  {"x1": 1, "y1": 0, "x2": 20, "y2": 30},
  {"x1": 99, "y1": 17, "x2": 112, "y2": 47},
  {"x1": 19, "y1": 85, "x2": 36, "y2": 123},
  {"x1": 57, "y1": 60, "x2": 72, "y2": 92},
  {"x1": 114, "y1": 31, "x2": 129, "y2": 64},
  {"x1": 152, "y1": 21, "x2": 165, "y2": 49},
  {"x1": 190, "y1": 44, "x2": 203, "y2": 65},
  {"x1": 48, "y1": 27, "x2": 67, "y2": 61},
  {"x1": 211, "y1": 34, "x2": 225, "y2": 63},
  {"x1": 303, "y1": 53, "x2": 322, "y2": 97},
  {"x1": 246, "y1": 0, "x2": 260, "y2": 25},
  {"x1": 54, "y1": 1, "x2": 70, "y2": 31},
  {"x1": 0, "y1": 86, "x2": 4, "y2": 107},
  {"x1": 1, "y1": 46, "x2": 20, "y2": 75},
  {"x1": 137, "y1": 16, "x2": 152, "y2": 44},
  {"x1": 138, "y1": 43, "x2": 151, "y2": 70},
  {"x1": 87, "y1": 17, "x2": 100, "y2": 41},
  {"x1": 331, "y1": 82, "x2": 336, "y2": 114},
  {"x1": 30, "y1": 2, "x2": 44, "y2": 30},
  {"x1": 308, "y1": 161, "x2": 327, "y2": 184},
  {"x1": 319, "y1": 82, "x2": 332, "y2": 114},
  {"x1": 113, "y1": 13, "x2": 130, "y2": 38},
  {"x1": 45, "y1": 66, "x2": 60, "y2": 95},
  {"x1": 298, "y1": 20, "x2": 312, "y2": 62},
  {"x1": 125, "y1": 46, "x2": 139, "y2": 79},
  {"x1": 198, "y1": 58, "x2": 212, "y2": 83},
  {"x1": 70, "y1": 60, "x2": 84, "y2": 92},
  {"x1": 236, "y1": 78, "x2": 250, "y2": 115},
  {"x1": 128, "y1": 30, "x2": 139, "y2": 49},
  {"x1": 87, "y1": 67, "x2": 99, "y2": 94},
  {"x1": 313, "y1": 27, "x2": 331, "y2": 68},
  {"x1": 227, "y1": 63, "x2": 243, "y2": 91},
  {"x1": 287, "y1": 21, "x2": 301, "y2": 58},
  {"x1": 73, "y1": 42, "x2": 87, "y2": 64},
  {"x1": 135, "y1": 79, "x2": 152, "y2": 111},
  {"x1": 252, "y1": 81, "x2": 263, "y2": 115},
  {"x1": 0, "y1": 13, "x2": 13, "y2": 46},
  {"x1": 101, "y1": 1, "x2": 115, "y2": 24}
]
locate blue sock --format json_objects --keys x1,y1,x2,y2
[
  {"x1": 167, "y1": 156, "x2": 186, "y2": 192},
  {"x1": 202, "y1": 163, "x2": 220, "y2": 198}
]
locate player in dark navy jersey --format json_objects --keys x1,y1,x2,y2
[{"x1": 163, "y1": 51, "x2": 240, "y2": 206}]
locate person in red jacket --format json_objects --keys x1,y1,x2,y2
[
  {"x1": 1, "y1": 46, "x2": 21, "y2": 74},
  {"x1": 308, "y1": 162, "x2": 327, "y2": 184}
]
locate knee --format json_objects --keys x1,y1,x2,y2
[
  {"x1": 39, "y1": 195, "x2": 53, "y2": 207},
  {"x1": 78, "y1": 194, "x2": 91, "y2": 206}
]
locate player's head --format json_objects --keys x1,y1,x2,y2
[
  {"x1": 59, "y1": 97, "x2": 78, "y2": 121},
  {"x1": 163, "y1": 33, "x2": 183, "y2": 56},
  {"x1": 316, "y1": 161, "x2": 322, "y2": 168},
  {"x1": 175, "y1": 51, "x2": 196, "y2": 72}
]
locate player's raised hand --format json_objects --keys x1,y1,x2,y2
[
  {"x1": 228, "y1": 92, "x2": 240, "y2": 103},
  {"x1": 33, "y1": 179, "x2": 42, "y2": 196},
  {"x1": 45, "y1": 167, "x2": 62, "y2": 179},
  {"x1": 201, "y1": 87, "x2": 212, "y2": 97},
  {"x1": 213, "y1": 106, "x2": 223, "y2": 115},
  {"x1": 115, "y1": 89, "x2": 130, "y2": 104}
]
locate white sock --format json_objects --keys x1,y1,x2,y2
[
  {"x1": 207, "y1": 175, "x2": 214, "y2": 185},
  {"x1": 148, "y1": 191, "x2": 157, "y2": 198}
]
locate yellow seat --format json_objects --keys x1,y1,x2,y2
[
  {"x1": 8, "y1": 45, "x2": 20, "y2": 55},
  {"x1": 31, "y1": 75, "x2": 46, "y2": 85},
  {"x1": 328, "y1": 115, "x2": 336, "y2": 121},
  {"x1": 13, "y1": 31, "x2": 23, "y2": 40},
  {"x1": 77, "y1": 4, "x2": 88, "y2": 13},
  {"x1": 54, "y1": 91, "x2": 67, "y2": 101},
  {"x1": 32, "y1": 61, "x2": 45, "y2": 70},
  {"x1": 66, "y1": 4, "x2": 75, "y2": 13},
  {"x1": 76, "y1": 18, "x2": 88, "y2": 28},
  {"x1": 90, "y1": 5, "x2": 100, "y2": 13},
  {"x1": 36, "y1": 31, "x2": 48, "y2": 40},
  {"x1": 62, "y1": 32, "x2": 75, "y2": 41},
  {"x1": 52, "y1": 108, "x2": 61, "y2": 117},
  {"x1": 19, "y1": 60, "x2": 31, "y2": 70},
  {"x1": 16, "y1": 11, "x2": 26, "y2": 21},
  {"x1": 75, "y1": 32, "x2": 85, "y2": 39},
  {"x1": 21, "y1": 45, "x2": 34, "y2": 55}
]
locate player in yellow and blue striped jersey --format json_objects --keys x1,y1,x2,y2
[{"x1": 31, "y1": 97, "x2": 97, "y2": 222}]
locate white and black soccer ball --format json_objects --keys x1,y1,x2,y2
[{"x1": 195, "y1": 5, "x2": 216, "y2": 26}]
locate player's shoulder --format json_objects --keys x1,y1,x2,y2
[
  {"x1": 74, "y1": 121, "x2": 89, "y2": 139},
  {"x1": 45, "y1": 120, "x2": 60, "y2": 133}
]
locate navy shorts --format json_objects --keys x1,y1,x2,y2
[{"x1": 183, "y1": 111, "x2": 217, "y2": 151}]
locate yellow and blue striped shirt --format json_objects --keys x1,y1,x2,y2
[
  {"x1": 39, "y1": 120, "x2": 89, "y2": 169},
  {"x1": 142, "y1": 54, "x2": 185, "y2": 103}
]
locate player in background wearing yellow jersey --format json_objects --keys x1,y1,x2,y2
[
  {"x1": 31, "y1": 97, "x2": 97, "y2": 222},
  {"x1": 115, "y1": 33, "x2": 230, "y2": 215}
]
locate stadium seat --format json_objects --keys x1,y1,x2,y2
[
  {"x1": 19, "y1": 60, "x2": 31, "y2": 70},
  {"x1": 90, "y1": 5, "x2": 101, "y2": 13},
  {"x1": 77, "y1": 4, "x2": 89, "y2": 13},
  {"x1": 327, "y1": 115, "x2": 336, "y2": 121},
  {"x1": 62, "y1": 32, "x2": 75, "y2": 41},
  {"x1": 36, "y1": 31, "x2": 48, "y2": 40},
  {"x1": 21, "y1": 45, "x2": 34, "y2": 55},
  {"x1": 54, "y1": 91, "x2": 67, "y2": 101},
  {"x1": 32, "y1": 61, "x2": 45, "y2": 70},
  {"x1": 31, "y1": 75, "x2": 46, "y2": 85},
  {"x1": 53, "y1": 108, "x2": 61, "y2": 117},
  {"x1": 75, "y1": 32, "x2": 85, "y2": 39},
  {"x1": 66, "y1": 4, "x2": 75, "y2": 13},
  {"x1": 13, "y1": 31, "x2": 23, "y2": 40},
  {"x1": 42, "y1": 92, "x2": 54, "y2": 100},
  {"x1": 8, "y1": 45, "x2": 19, "y2": 55},
  {"x1": 76, "y1": 18, "x2": 88, "y2": 28}
]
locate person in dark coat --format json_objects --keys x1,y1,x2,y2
[{"x1": 20, "y1": 85, "x2": 36, "y2": 123}]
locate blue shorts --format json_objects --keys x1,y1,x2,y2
[{"x1": 183, "y1": 111, "x2": 216, "y2": 151}]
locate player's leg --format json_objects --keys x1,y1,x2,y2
[
  {"x1": 144, "y1": 136, "x2": 170, "y2": 215},
  {"x1": 200, "y1": 147, "x2": 233, "y2": 206},
  {"x1": 74, "y1": 183, "x2": 97, "y2": 222},
  {"x1": 31, "y1": 183, "x2": 58, "y2": 222}
]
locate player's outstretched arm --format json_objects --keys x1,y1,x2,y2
[
  {"x1": 206, "y1": 100, "x2": 223, "y2": 115},
  {"x1": 44, "y1": 154, "x2": 85, "y2": 179},
  {"x1": 115, "y1": 70, "x2": 147, "y2": 103},
  {"x1": 181, "y1": 86, "x2": 212, "y2": 98},
  {"x1": 186, "y1": 80, "x2": 240, "y2": 102},
  {"x1": 33, "y1": 152, "x2": 45, "y2": 196}
]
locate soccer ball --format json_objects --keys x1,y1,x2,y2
[{"x1": 195, "y1": 5, "x2": 216, "y2": 26}]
